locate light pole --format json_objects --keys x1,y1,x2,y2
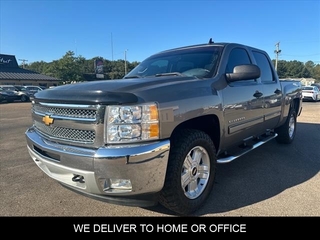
[{"x1": 124, "y1": 49, "x2": 128, "y2": 75}]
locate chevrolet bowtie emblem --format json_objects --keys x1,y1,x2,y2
[{"x1": 42, "y1": 115, "x2": 54, "y2": 126}]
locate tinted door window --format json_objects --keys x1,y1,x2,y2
[
  {"x1": 226, "y1": 48, "x2": 256, "y2": 85},
  {"x1": 226, "y1": 48, "x2": 251, "y2": 73}
]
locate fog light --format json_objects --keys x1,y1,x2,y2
[
  {"x1": 101, "y1": 178, "x2": 132, "y2": 193},
  {"x1": 110, "y1": 178, "x2": 132, "y2": 190}
]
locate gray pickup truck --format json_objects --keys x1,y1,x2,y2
[{"x1": 25, "y1": 40, "x2": 302, "y2": 215}]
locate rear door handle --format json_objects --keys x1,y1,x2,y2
[{"x1": 274, "y1": 89, "x2": 282, "y2": 94}]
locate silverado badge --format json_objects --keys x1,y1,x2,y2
[{"x1": 42, "y1": 115, "x2": 54, "y2": 126}]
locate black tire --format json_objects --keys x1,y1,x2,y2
[
  {"x1": 20, "y1": 95, "x2": 29, "y2": 102},
  {"x1": 275, "y1": 108, "x2": 297, "y2": 144},
  {"x1": 159, "y1": 129, "x2": 217, "y2": 215}
]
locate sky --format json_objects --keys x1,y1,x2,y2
[{"x1": 1, "y1": 0, "x2": 319, "y2": 65}]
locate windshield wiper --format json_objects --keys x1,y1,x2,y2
[
  {"x1": 155, "y1": 72, "x2": 184, "y2": 77},
  {"x1": 123, "y1": 75, "x2": 142, "y2": 79}
]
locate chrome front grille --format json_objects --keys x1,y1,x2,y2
[
  {"x1": 33, "y1": 104, "x2": 97, "y2": 119},
  {"x1": 34, "y1": 122, "x2": 95, "y2": 143},
  {"x1": 32, "y1": 102, "x2": 105, "y2": 147}
]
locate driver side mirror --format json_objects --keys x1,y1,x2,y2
[{"x1": 226, "y1": 64, "x2": 260, "y2": 82}]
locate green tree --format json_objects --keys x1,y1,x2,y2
[
  {"x1": 50, "y1": 51, "x2": 85, "y2": 83},
  {"x1": 24, "y1": 61, "x2": 50, "y2": 74},
  {"x1": 285, "y1": 60, "x2": 304, "y2": 78},
  {"x1": 275, "y1": 60, "x2": 287, "y2": 78},
  {"x1": 313, "y1": 64, "x2": 320, "y2": 82},
  {"x1": 304, "y1": 61, "x2": 315, "y2": 77}
]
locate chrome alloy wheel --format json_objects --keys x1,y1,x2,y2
[
  {"x1": 288, "y1": 114, "x2": 295, "y2": 139},
  {"x1": 181, "y1": 146, "x2": 210, "y2": 199}
]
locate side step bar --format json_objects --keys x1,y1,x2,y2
[{"x1": 217, "y1": 133, "x2": 278, "y2": 164}]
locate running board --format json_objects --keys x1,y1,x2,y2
[{"x1": 217, "y1": 133, "x2": 278, "y2": 164}]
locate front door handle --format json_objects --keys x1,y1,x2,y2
[{"x1": 253, "y1": 91, "x2": 263, "y2": 98}]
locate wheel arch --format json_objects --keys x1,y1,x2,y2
[
  {"x1": 170, "y1": 114, "x2": 220, "y2": 153},
  {"x1": 292, "y1": 97, "x2": 302, "y2": 116}
]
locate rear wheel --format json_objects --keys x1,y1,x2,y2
[
  {"x1": 275, "y1": 108, "x2": 297, "y2": 144},
  {"x1": 159, "y1": 129, "x2": 217, "y2": 215}
]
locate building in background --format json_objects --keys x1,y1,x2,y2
[
  {"x1": 280, "y1": 78, "x2": 316, "y2": 86},
  {"x1": 0, "y1": 54, "x2": 60, "y2": 87}
]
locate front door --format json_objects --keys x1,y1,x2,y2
[{"x1": 221, "y1": 47, "x2": 265, "y2": 149}]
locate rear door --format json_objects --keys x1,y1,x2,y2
[{"x1": 252, "y1": 50, "x2": 282, "y2": 130}]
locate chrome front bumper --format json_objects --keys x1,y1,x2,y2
[{"x1": 25, "y1": 127, "x2": 170, "y2": 206}]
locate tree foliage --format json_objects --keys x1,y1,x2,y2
[
  {"x1": 272, "y1": 60, "x2": 319, "y2": 82},
  {"x1": 23, "y1": 51, "x2": 140, "y2": 84},
  {"x1": 22, "y1": 51, "x2": 320, "y2": 84}
]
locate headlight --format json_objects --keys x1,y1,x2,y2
[{"x1": 106, "y1": 103, "x2": 159, "y2": 143}]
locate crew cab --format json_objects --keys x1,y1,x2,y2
[{"x1": 25, "y1": 40, "x2": 302, "y2": 215}]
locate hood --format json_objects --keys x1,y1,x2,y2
[
  {"x1": 34, "y1": 76, "x2": 196, "y2": 104},
  {"x1": 0, "y1": 89, "x2": 18, "y2": 96}
]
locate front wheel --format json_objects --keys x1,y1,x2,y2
[
  {"x1": 20, "y1": 95, "x2": 29, "y2": 102},
  {"x1": 159, "y1": 129, "x2": 217, "y2": 215},
  {"x1": 275, "y1": 108, "x2": 297, "y2": 144}
]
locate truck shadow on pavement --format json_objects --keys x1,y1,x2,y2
[{"x1": 145, "y1": 122, "x2": 320, "y2": 216}]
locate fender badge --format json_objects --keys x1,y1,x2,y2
[{"x1": 42, "y1": 115, "x2": 54, "y2": 126}]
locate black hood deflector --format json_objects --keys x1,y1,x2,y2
[{"x1": 34, "y1": 76, "x2": 196, "y2": 104}]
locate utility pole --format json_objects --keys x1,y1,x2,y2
[
  {"x1": 111, "y1": 33, "x2": 114, "y2": 61},
  {"x1": 274, "y1": 42, "x2": 281, "y2": 71},
  {"x1": 19, "y1": 59, "x2": 28, "y2": 68},
  {"x1": 124, "y1": 49, "x2": 128, "y2": 75}
]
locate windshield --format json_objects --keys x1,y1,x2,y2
[{"x1": 125, "y1": 46, "x2": 223, "y2": 79}]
